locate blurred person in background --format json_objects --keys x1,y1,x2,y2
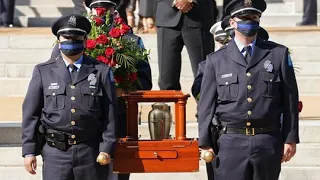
[
  {"x1": 297, "y1": 0, "x2": 317, "y2": 26},
  {"x1": 139, "y1": 0, "x2": 157, "y2": 33},
  {"x1": 126, "y1": 0, "x2": 138, "y2": 28},
  {"x1": 0, "y1": 0, "x2": 16, "y2": 27},
  {"x1": 156, "y1": 0, "x2": 215, "y2": 90}
]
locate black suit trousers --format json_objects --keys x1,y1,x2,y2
[
  {"x1": 302, "y1": 0, "x2": 317, "y2": 24},
  {"x1": 0, "y1": 0, "x2": 15, "y2": 24},
  {"x1": 157, "y1": 17, "x2": 214, "y2": 90}
]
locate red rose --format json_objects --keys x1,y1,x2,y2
[
  {"x1": 129, "y1": 72, "x2": 138, "y2": 82},
  {"x1": 120, "y1": 24, "x2": 131, "y2": 35},
  {"x1": 96, "y1": 55, "x2": 110, "y2": 64},
  {"x1": 298, "y1": 101, "x2": 303, "y2": 113},
  {"x1": 108, "y1": 28, "x2": 121, "y2": 38},
  {"x1": 94, "y1": 7, "x2": 107, "y2": 17},
  {"x1": 114, "y1": 17, "x2": 125, "y2": 24},
  {"x1": 105, "y1": 47, "x2": 115, "y2": 57},
  {"x1": 96, "y1": 34, "x2": 109, "y2": 45},
  {"x1": 114, "y1": 75, "x2": 125, "y2": 83},
  {"x1": 95, "y1": 18, "x2": 104, "y2": 26},
  {"x1": 86, "y1": 39, "x2": 96, "y2": 49}
]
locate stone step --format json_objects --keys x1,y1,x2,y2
[
  {"x1": 14, "y1": 14, "x2": 320, "y2": 28},
  {"x1": 0, "y1": 166, "x2": 319, "y2": 180},
  {"x1": 11, "y1": 0, "x2": 320, "y2": 27},
  {"x1": 261, "y1": 15, "x2": 320, "y2": 27},
  {"x1": 1, "y1": 121, "x2": 320, "y2": 144},
  {"x1": 1, "y1": 143, "x2": 320, "y2": 167},
  {"x1": 16, "y1": 0, "x2": 74, "y2": 6}
]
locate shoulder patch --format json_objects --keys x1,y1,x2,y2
[
  {"x1": 109, "y1": 69, "x2": 115, "y2": 83},
  {"x1": 287, "y1": 54, "x2": 293, "y2": 67},
  {"x1": 138, "y1": 38, "x2": 145, "y2": 49}
]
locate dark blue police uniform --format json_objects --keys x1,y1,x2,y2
[
  {"x1": 198, "y1": 1, "x2": 300, "y2": 180},
  {"x1": 22, "y1": 14, "x2": 117, "y2": 180},
  {"x1": 51, "y1": 2, "x2": 152, "y2": 180}
]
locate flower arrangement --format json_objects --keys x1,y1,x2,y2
[{"x1": 85, "y1": 8, "x2": 150, "y2": 92}]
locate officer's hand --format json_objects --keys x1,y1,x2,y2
[
  {"x1": 24, "y1": 156, "x2": 37, "y2": 175},
  {"x1": 96, "y1": 152, "x2": 111, "y2": 165},
  {"x1": 281, "y1": 143, "x2": 297, "y2": 163}
]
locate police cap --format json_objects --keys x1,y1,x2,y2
[
  {"x1": 221, "y1": 15, "x2": 233, "y2": 32},
  {"x1": 85, "y1": 0, "x2": 120, "y2": 8},
  {"x1": 51, "y1": 14, "x2": 91, "y2": 37},
  {"x1": 210, "y1": 21, "x2": 228, "y2": 42},
  {"x1": 225, "y1": 0, "x2": 267, "y2": 17}
]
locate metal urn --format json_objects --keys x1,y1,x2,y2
[{"x1": 148, "y1": 103, "x2": 172, "y2": 140}]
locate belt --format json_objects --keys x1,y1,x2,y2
[
  {"x1": 45, "y1": 130, "x2": 86, "y2": 151},
  {"x1": 223, "y1": 125, "x2": 279, "y2": 136}
]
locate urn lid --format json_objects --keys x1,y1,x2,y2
[{"x1": 151, "y1": 103, "x2": 169, "y2": 110}]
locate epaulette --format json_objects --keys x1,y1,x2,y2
[
  {"x1": 37, "y1": 58, "x2": 56, "y2": 67},
  {"x1": 263, "y1": 40, "x2": 287, "y2": 49},
  {"x1": 207, "y1": 44, "x2": 228, "y2": 57}
]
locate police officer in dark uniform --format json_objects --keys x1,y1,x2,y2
[
  {"x1": 192, "y1": 23, "x2": 269, "y2": 101},
  {"x1": 22, "y1": 14, "x2": 117, "y2": 180},
  {"x1": 198, "y1": 0, "x2": 299, "y2": 179},
  {"x1": 50, "y1": 1, "x2": 152, "y2": 180}
]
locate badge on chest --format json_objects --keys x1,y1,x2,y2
[
  {"x1": 263, "y1": 60, "x2": 273, "y2": 72},
  {"x1": 88, "y1": 73, "x2": 97, "y2": 88}
]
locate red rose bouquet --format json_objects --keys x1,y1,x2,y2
[{"x1": 85, "y1": 8, "x2": 149, "y2": 92}]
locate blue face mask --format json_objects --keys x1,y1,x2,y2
[
  {"x1": 60, "y1": 40, "x2": 84, "y2": 56},
  {"x1": 236, "y1": 20, "x2": 260, "y2": 37}
]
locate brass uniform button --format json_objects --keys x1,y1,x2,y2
[
  {"x1": 225, "y1": 82, "x2": 229, "y2": 85},
  {"x1": 246, "y1": 122, "x2": 251, "y2": 126},
  {"x1": 247, "y1": 98, "x2": 252, "y2": 102},
  {"x1": 71, "y1": 109, "x2": 76, "y2": 113},
  {"x1": 247, "y1": 85, "x2": 252, "y2": 90},
  {"x1": 71, "y1": 96, "x2": 76, "y2": 101},
  {"x1": 52, "y1": 93, "x2": 56, "y2": 96},
  {"x1": 91, "y1": 93, "x2": 94, "y2": 96},
  {"x1": 71, "y1": 121, "x2": 76, "y2": 126},
  {"x1": 71, "y1": 135, "x2": 76, "y2": 139},
  {"x1": 246, "y1": 72, "x2": 251, "y2": 77},
  {"x1": 71, "y1": 85, "x2": 75, "y2": 89},
  {"x1": 51, "y1": 134, "x2": 54, "y2": 137},
  {"x1": 270, "y1": 79, "x2": 273, "y2": 82},
  {"x1": 247, "y1": 111, "x2": 252, "y2": 115},
  {"x1": 73, "y1": 141, "x2": 77, "y2": 145}
]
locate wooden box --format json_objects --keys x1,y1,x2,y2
[{"x1": 113, "y1": 91, "x2": 199, "y2": 173}]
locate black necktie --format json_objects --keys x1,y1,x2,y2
[
  {"x1": 68, "y1": 64, "x2": 78, "y2": 82},
  {"x1": 244, "y1": 46, "x2": 252, "y2": 64}
]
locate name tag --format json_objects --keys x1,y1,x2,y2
[
  {"x1": 221, "y1": 73, "x2": 232, "y2": 78},
  {"x1": 48, "y1": 86, "x2": 60, "y2": 90},
  {"x1": 50, "y1": 83, "x2": 58, "y2": 86},
  {"x1": 89, "y1": 86, "x2": 96, "y2": 89}
]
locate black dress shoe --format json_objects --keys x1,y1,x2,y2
[
  {"x1": 0, "y1": 23, "x2": 20, "y2": 28},
  {"x1": 296, "y1": 21, "x2": 317, "y2": 26}
]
